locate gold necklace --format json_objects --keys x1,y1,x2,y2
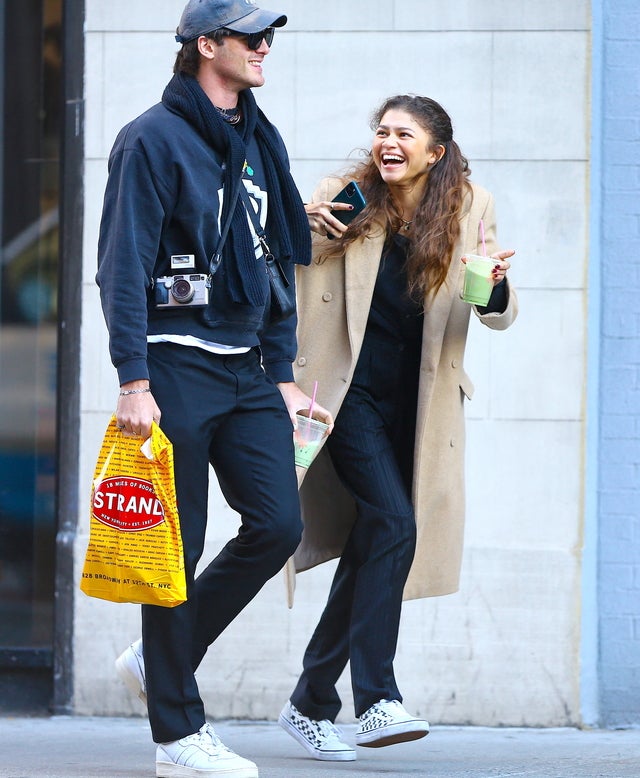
[{"x1": 400, "y1": 218, "x2": 414, "y2": 231}]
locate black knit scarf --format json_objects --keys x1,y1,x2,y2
[{"x1": 161, "y1": 73, "x2": 310, "y2": 306}]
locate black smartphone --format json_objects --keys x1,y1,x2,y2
[{"x1": 328, "y1": 181, "x2": 366, "y2": 238}]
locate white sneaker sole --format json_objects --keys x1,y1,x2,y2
[
  {"x1": 356, "y1": 719, "x2": 430, "y2": 748},
  {"x1": 115, "y1": 651, "x2": 147, "y2": 705},
  {"x1": 278, "y1": 713, "x2": 356, "y2": 761},
  {"x1": 156, "y1": 761, "x2": 258, "y2": 778}
]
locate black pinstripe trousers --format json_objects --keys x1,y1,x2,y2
[{"x1": 291, "y1": 333, "x2": 420, "y2": 720}]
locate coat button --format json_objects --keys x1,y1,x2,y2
[
  {"x1": 322, "y1": 292, "x2": 333, "y2": 302},
  {"x1": 451, "y1": 358, "x2": 459, "y2": 368},
  {"x1": 297, "y1": 357, "x2": 307, "y2": 366},
  {"x1": 450, "y1": 438, "x2": 455, "y2": 447}
]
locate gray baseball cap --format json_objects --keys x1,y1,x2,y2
[{"x1": 175, "y1": 0, "x2": 287, "y2": 44}]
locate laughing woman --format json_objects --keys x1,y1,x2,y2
[{"x1": 279, "y1": 94, "x2": 518, "y2": 761}]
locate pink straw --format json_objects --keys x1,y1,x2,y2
[
  {"x1": 479, "y1": 219, "x2": 487, "y2": 256},
  {"x1": 308, "y1": 380, "x2": 318, "y2": 419}
]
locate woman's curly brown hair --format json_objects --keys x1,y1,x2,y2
[{"x1": 320, "y1": 95, "x2": 472, "y2": 303}]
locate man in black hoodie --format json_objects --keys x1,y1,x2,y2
[{"x1": 98, "y1": 2, "x2": 331, "y2": 776}]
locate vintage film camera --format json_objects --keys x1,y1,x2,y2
[{"x1": 154, "y1": 255, "x2": 209, "y2": 309}]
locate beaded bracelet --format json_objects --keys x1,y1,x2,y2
[{"x1": 119, "y1": 388, "x2": 151, "y2": 396}]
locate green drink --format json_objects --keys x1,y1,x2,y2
[
  {"x1": 294, "y1": 438, "x2": 322, "y2": 469},
  {"x1": 462, "y1": 255, "x2": 495, "y2": 306},
  {"x1": 294, "y1": 414, "x2": 328, "y2": 469}
]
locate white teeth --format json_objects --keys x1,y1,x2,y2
[{"x1": 382, "y1": 155, "x2": 404, "y2": 164}]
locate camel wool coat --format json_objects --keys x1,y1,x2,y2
[{"x1": 291, "y1": 177, "x2": 518, "y2": 601}]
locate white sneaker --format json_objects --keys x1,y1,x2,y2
[
  {"x1": 278, "y1": 700, "x2": 356, "y2": 761},
  {"x1": 115, "y1": 639, "x2": 146, "y2": 705},
  {"x1": 356, "y1": 699, "x2": 429, "y2": 748},
  {"x1": 156, "y1": 723, "x2": 258, "y2": 777}
]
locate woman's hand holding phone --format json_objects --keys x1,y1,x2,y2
[
  {"x1": 305, "y1": 181, "x2": 367, "y2": 239},
  {"x1": 305, "y1": 200, "x2": 354, "y2": 239}
]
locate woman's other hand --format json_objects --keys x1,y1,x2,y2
[
  {"x1": 463, "y1": 249, "x2": 515, "y2": 286},
  {"x1": 489, "y1": 249, "x2": 514, "y2": 285}
]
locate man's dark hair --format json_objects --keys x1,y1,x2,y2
[{"x1": 174, "y1": 29, "x2": 230, "y2": 76}]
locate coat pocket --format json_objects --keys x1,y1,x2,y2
[{"x1": 459, "y1": 370, "x2": 475, "y2": 401}]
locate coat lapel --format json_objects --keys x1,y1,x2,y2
[
  {"x1": 344, "y1": 229, "x2": 386, "y2": 356},
  {"x1": 414, "y1": 207, "x2": 471, "y2": 442}
]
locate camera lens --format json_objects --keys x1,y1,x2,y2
[
  {"x1": 346, "y1": 183, "x2": 355, "y2": 196},
  {"x1": 170, "y1": 277, "x2": 195, "y2": 304}
]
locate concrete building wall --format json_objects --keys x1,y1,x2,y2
[
  {"x1": 75, "y1": 0, "x2": 593, "y2": 726},
  {"x1": 597, "y1": 0, "x2": 640, "y2": 726}
]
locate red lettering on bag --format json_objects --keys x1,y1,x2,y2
[{"x1": 92, "y1": 477, "x2": 165, "y2": 531}]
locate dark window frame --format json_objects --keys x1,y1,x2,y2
[{"x1": 53, "y1": 0, "x2": 84, "y2": 715}]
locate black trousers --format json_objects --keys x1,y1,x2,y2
[
  {"x1": 291, "y1": 334, "x2": 419, "y2": 721},
  {"x1": 142, "y1": 343, "x2": 301, "y2": 743}
]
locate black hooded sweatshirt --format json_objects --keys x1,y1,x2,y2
[{"x1": 96, "y1": 74, "x2": 310, "y2": 386}]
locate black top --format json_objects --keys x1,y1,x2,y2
[{"x1": 366, "y1": 233, "x2": 424, "y2": 350}]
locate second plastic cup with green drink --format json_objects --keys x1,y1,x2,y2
[
  {"x1": 461, "y1": 254, "x2": 496, "y2": 306},
  {"x1": 294, "y1": 413, "x2": 329, "y2": 469}
]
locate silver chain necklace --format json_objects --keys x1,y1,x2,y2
[{"x1": 215, "y1": 105, "x2": 241, "y2": 125}]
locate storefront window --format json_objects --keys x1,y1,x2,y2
[{"x1": 0, "y1": 0, "x2": 61, "y2": 652}]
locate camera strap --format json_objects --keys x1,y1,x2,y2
[
  {"x1": 238, "y1": 186, "x2": 291, "y2": 285},
  {"x1": 208, "y1": 179, "x2": 290, "y2": 302},
  {"x1": 238, "y1": 186, "x2": 275, "y2": 264},
  {"x1": 207, "y1": 180, "x2": 244, "y2": 279},
  {"x1": 239, "y1": 185, "x2": 293, "y2": 323}
]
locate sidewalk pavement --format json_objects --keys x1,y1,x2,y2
[{"x1": 1, "y1": 716, "x2": 639, "y2": 778}]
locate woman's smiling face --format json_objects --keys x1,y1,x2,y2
[{"x1": 372, "y1": 108, "x2": 443, "y2": 188}]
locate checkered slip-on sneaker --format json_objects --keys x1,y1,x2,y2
[
  {"x1": 278, "y1": 701, "x2": 356, "y2": 761},
  {"x1": 356, "y1": 699, "x2": 429, "y2": 748}
]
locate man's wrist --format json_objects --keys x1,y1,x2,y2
[
  {"x1": 119, "y1": 387, "x2": 151, "y2": 396},
  {"x1": 119, "y1": 379, "x2": 150, "y2": 396}
]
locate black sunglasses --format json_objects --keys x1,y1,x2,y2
[{"x1": 224, "y1": 26, "x2": 275, "y2": 51}]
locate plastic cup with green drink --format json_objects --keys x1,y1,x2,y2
[
  {"x1": 294, "y1": 413, "x2": 329, "y2": 469},
  {"x1": 461, "y1": 254, "x2": 496, "y2": 306}
]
